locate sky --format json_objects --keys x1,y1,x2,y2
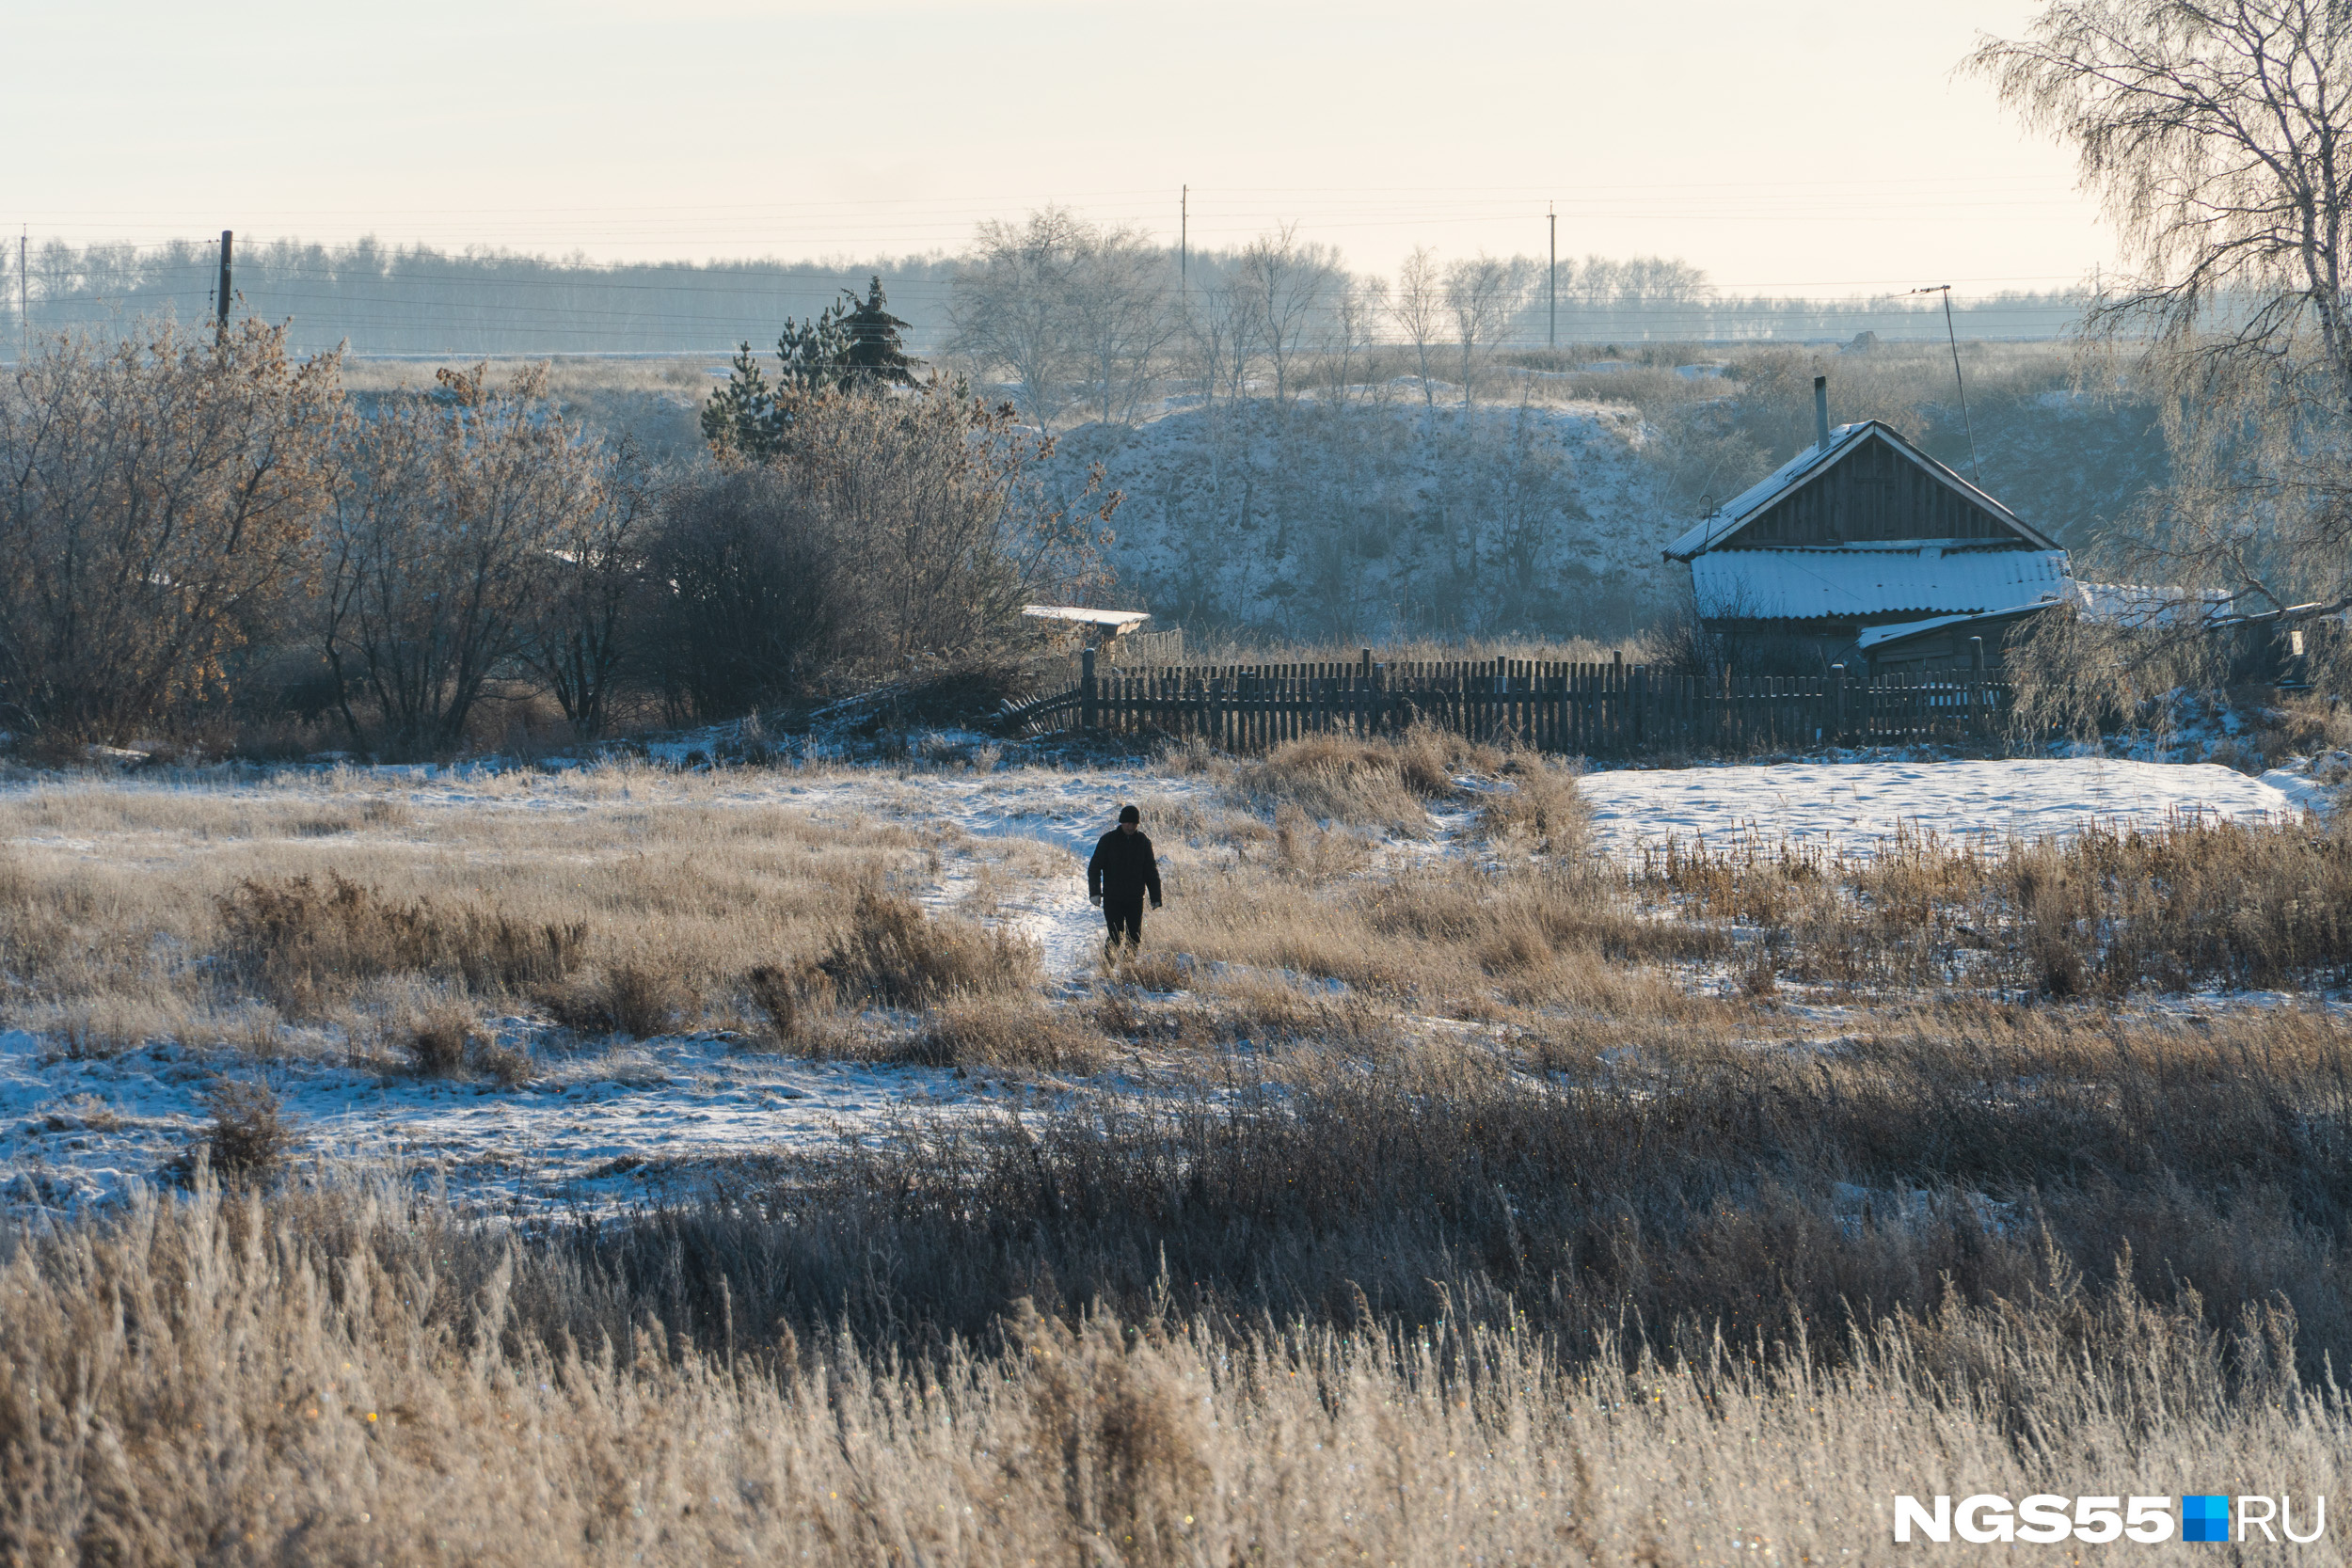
[{"x1": 7, "y1": 0, "x2": 2111, "y2": 299}]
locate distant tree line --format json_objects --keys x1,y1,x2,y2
[
  {"x1": 2, "y1": 231, "x2": 2089, "y2": 394},
  {"x1": 0, "y1": 303, "x2": 1115, "y2": 755},
  {"x1": 1, "y1": 238, "x2": 964, "y2": 358}
]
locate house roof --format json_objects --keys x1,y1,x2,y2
[
  {"x1": 1692, "y1": 546, "x2": 2073, "y2": 622},
  {"x1": 1663, "y1": 420, "x2": 2061, "y2": 561}
]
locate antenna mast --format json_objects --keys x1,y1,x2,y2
[{"x1": 1912, "y1": 284, "x2": 1979, "y2": 483}]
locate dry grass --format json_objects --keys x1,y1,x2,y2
[
  {"x1": 183, "y1": 1080, "x2": 294, "y2": 1184},
  {"x1": 1477, "y1": 752, "x2": 1590, "y2": 854},
  {"x1": 11, "y1": 1003, "x2": 2352, "y2": 1565},
  {"x1": 1148, "y1": 847, "x2": 1718, "y2": 1017},
  {"x1": 741, "y1": 958, "x2": 841, "y2": 1053},
  {"x1": 15, "y1": 758, "x2": 2352, "y2": 1559},
  {"x1": 0, "y1": 765, "x2": 1008, "y2": 1053},
  {"x1": 1211, "y1": 721, "x2": 1497, "y2": 832},
  {"x1": 406, "y1": 1004, "x2": 479, "y2": 1075},
  {"x1": 1641, "y1": 812, "x2": 2352, "y2": 996},
  {"x1": 818, "y1": 887, "x2": 1042, "y2": 1008},
  {"x1": 216, "y1": 873, "x2": 590, "y2": 1016},
  {"x1": 901, "y1": 990, "x2": 1107, "y2": 1073}
]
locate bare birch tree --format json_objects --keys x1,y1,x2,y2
[
  {"x1": 1329, "y1": 277, "x2": 1389, "y2": 404},
  {"x1": 950, "y1": 207, "x2": 1091, "y2": 428},
  {"x1": 1237, "y1": 225, "x2": 1342, "y2": 404},
  {"x1": 1973, "y1": 1, "x2": 2352, "y2": 610},
  {"x1": 793, "y1": 389, "x2": 1117, "y2": 664},
  {"x1": 952, "y1": 208, "x2": 1176, "y2": 429},
  {"x1": 518, "y1": 450, "x2": 653, "y2": 740},
  {"x1": 1389, "y1": 246, "x2": 1447, "y2": 411},
  {"x1": 1068, "y1": 230, "x2": 1179, "y2": 425},
  {"x1": 1444, "y1": 255, "x2": 1534, "y2": 407},
  {"x1": 1184, "y1": 266, "x2": 1264, "y2": 407}
]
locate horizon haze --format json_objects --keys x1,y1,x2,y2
[{"x1": 13, "y1": 0, "x2": 2107, "y2": 297}]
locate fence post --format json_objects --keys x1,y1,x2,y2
[
  {"x1": 1080, "y1": 647, "x2": 1097, "y2": 730},
  {"x1": 1611, "y1": 649, "x2": 1624, "y2": 754},
  {"x1": 1830, "y1": 664, "x2": 1846, "y2": 746},
  {"x1": 1968, "y1": 636, "x2": 1987, "y2": 743}
]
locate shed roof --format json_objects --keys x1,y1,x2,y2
[
  {"x1": 1692, "y1": 546, "x2": 2072, "y2": 622},
  {"x1": 2071, "y1": 580, "x2": 2233, "y2": 628},
  {"x1": 1854, "y1": 602, "x2": 2058, "y2": 653},
  {"x1": 1022, "y1": 605, "x2": 1151, "y2": 630},
  {"x1": 1663, "y1": 420, "x2": 2059, "y2": 561}
]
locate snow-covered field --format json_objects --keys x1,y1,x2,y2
[
  {"x1": 0, "y1": 752, "x2": 2334, "y2": 1220},
  {"x1": 0, "y1": 1027, "x2": 1124, "y2": 1218},
  {"x1": 1580, "y1": 756, "x2": 2320, "y2": 860}
]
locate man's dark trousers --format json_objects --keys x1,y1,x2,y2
[{"x1": 1104, "y1": 895, "x2": 1145, "y2": 953}]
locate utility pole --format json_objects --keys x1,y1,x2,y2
[
  {"x1": 1911, "y1": 284, "x2": 1979, "y2": 483},
  {"x1": 1548, "y1": 204, "x2": 1556, "y2": 350},
  {"x1": 1180, "y1": 185, "x2": 1187, "y2": 295},
  {"x1": 215, "y1": 230, "x2": 233, "y2": 343},
  {"x1": 17, "y1": 227, "x2": 25, "y2": 364}
]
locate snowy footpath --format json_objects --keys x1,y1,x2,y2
[{"x1": 702, "y1": 766, "x2": 1210, "y2": 982}]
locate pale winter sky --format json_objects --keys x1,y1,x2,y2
[{"x1": 10, "y1": 0, "x2": 2108, "y2": 298}]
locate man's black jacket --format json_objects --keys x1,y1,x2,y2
[{"x1": 1089, "y1": 829, "x2": 1163, "y2": 905}]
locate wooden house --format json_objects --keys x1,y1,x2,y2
[{"x1": 1662, "y1": 377, "x2": 2071, "y2": 673}]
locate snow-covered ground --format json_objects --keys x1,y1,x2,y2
[
  {"x1": 1579, "y1": 756, "x2": 2321, "y2": 860},
  {"x1": 0, "y1": 1026, "x2": 1131, "y2": 1219},
  {"x1": 0, "y1": 752, "x2": 2335, "y2": 1221}
]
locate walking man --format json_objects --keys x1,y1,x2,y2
[{"x1": 1088, "y1": 804, "x2": 1162, "y2": 962}]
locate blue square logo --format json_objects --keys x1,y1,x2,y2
[{"x1": 2183, "y1": 1495, "x2": 2230, "y2": 1543}]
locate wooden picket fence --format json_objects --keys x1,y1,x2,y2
[{"x1": 999, "y1": 649, "x2": 2015, "y2": 756}]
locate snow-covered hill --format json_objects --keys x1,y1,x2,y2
[{"x1": 1051, "y1": 390, "x2": 1684, "y2": 642}]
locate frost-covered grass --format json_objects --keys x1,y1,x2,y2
[
  {"x1": 1, "y1": 743, "x2": 2343, "y2": 1215},
  {"x1": 8, "y1": 743, "x2": 2352, "y2": 1560},
  {"x1": 9, "y1": 999, "x2": 2352, "y2": 1565}
]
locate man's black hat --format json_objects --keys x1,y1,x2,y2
[{"x1": 1119, "y1": 804, "x2": 1140, "y2": 823}]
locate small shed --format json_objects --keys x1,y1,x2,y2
[
  {"x1": 1022, "y1": 604, "x2": 1152, "y2": 652},
  {"x1": 1662, "y1": 380, "x2": 2071, "y2": 672}
]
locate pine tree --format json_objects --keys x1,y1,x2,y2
[
  {"x1": 703, "y1": 281, "x2": 926, "y2": 459},
  {"x1": 701, "y1": 298, "x2": 856, "y2": 461},
  {"x1": 698, "y1": 341, "x2": 776, "y2": 460},
  {"x1": 775, "y1": 294, "x2": 854, "y2": 393},
  {"x1": 840, "y1": 277, "x2": 919, "y2": 387}
]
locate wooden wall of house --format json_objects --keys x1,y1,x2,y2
[{"x1": 1729, "y1": 432, "x2": 2020, "y2": 546}]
